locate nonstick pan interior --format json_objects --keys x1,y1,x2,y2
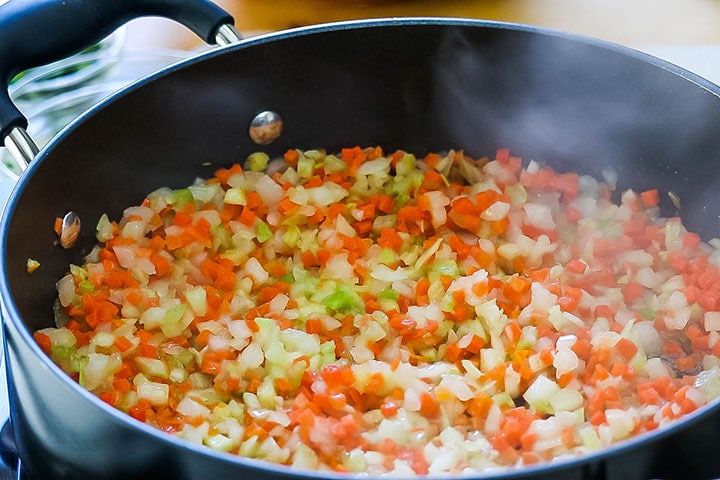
[{"x1": 4, "y1": 19, "x2": 720, "y2": 479}]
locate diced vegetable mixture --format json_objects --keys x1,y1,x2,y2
[{"x1": 36, "y1": 146, "x2": 720, "y2": 474}]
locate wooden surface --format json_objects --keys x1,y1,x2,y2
[{"x1": 126, "y1": 0, "x2": 720, "y2": 52}]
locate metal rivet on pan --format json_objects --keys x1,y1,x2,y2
[
  {"x1": 59, "y1": 211, "x2": 81, "y2": 249},
  {"x1": 249, "y1": 110, "x2": 283, "y2": 145}
]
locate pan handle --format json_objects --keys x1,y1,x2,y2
[{"x1": 0, "y1": 0, "x2": 240, "y2": 175}]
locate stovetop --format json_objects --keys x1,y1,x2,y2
[{"x1": 0, "y1": 42, "x2": 719, "y2": 479}]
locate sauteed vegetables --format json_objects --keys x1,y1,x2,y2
[{"x1": 35, "y1": 147, "x2": 720, "y2": 474}]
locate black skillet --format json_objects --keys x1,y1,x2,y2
[{"x1": 2, "y1": 0, "x2": 720, "y2": 478}]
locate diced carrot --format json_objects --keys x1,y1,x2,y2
[
  {"x1": 34, "y1": 332, "x2": 52, "y2": 354},
  {"x1": 571, "y1": 338, "x2": 592, "y2": 360},
  {"x1": 566, "y1": 258, "x2": 587, "y2": 274},
  {"x1": 539, "y1": 348, "x2": 554, "y2": 366},
  {"x1": 674, "y1": 354, "x2": 701, "y2": 373},
  {"x1": 53, "y1": 217, "x2": 63, "y2": 236},
  {"x1": 444, "y1": 343, "x2": 463, "y2": 362},
  {"x1": 238, "y1": 207, "x2": 256, "y2": 226},
  {"x1": 195, "y1": 329, "x2": 212, "y2": 348},
  {"x1": 99, "y1": 391, "x2": 121, "y2": 407},
  {"x1": 284, "y1": 149, "x2": 300, "y2": 168},
  {"x1": 589, "y1": 411, "x2": 606, "y2": 426},
  {"x1": 113, "y1": 336, "x2": 134, "y2": 352},
  {"x1": 616, "y1": 338, "x2": 638, "y2": 361},
  {"x1": 683, "y1": 232, "x2": 701, "y2": 250},
  {"x1": 173, "y1": 211, "x2": 193, "y2": 227},
  {"x1": 201, "y1": 349, "x2": 234, "y2": 375},
  {"x1": 113, "y1": 377, "x2": 133, "y2": 392},
  {"x1": 621, "y1": 281, "x2": 645, "y2": 303},
  {"x1": 137, "y1": 344, "x2": 159, "y2": 359},
  {"x1": 150, "y1": 253, "x2": 172, "y2": 277},
  {"x1": 640, "y1": 189, "x2": 659, "y2": 207},
  {"x1": 214, "y1": 163, "x2": 243, "y2": 185},
  {"x1": 36, "y1": 146, "x2": 720, "y2": 473},
  {"x1": 637, "y1": 383, "x2": 661, "y2": 404},
  {"x1": 466, "y1": 335, "x2": 484, "y2": 354},
  {"x1": 419, "y1": 392, "x2": 440, "y2": 418}
]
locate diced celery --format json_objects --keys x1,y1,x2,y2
[
  {"x1": 42, "y1": 326, "x2": 77, "y2": 348},
  {"x1": 135, "y1": 357, "x2": 169, "y2": 379},
  {"x1": 161, "y1": 304, "x2": 189, "y2": 338},
  {"x1": 281, "y1": 329, "x2": 321, "y2": 356},
  {"x1": 189, "y1": 184, "x2": 220, "y2": 204},
  {"x1": 492, "y1": 392, "x2": 515, "y2": 408},
  {"x1": 292, "y1": 444, "x2": 320, "y2": 469},
  {"x1": 188, "y1": 372, "x2": 214, "y2": 389},
  {"x1": 256, "y1": 222, "x2": 273, "y2": 243},
  {"x1": 186, "y1": 286, "x2": 207, "y2": 316},
  {"x1": 91, "y1": 332, "x2": 115, "y2": 348},
  {"x1": 480, "y1": 348, "x2": 505, "y2": 372},
  {"x1": 278, "y1": 272, "x2": 295, "y2": 283},
  {"x1": 323, "y1": 154, "x2": 346, "y2": 174},
  {"x1": 377, "y1": 248, "x2": 397, "y2": 265},
  {"x1": 524, "y1": 375, "x2": 561, "y2": 414},
  {"x1": 579, "y1": 425, "x2": 602, "y2": 450},
  {"x1": 69, "y1": 264, "x2": 88, "y2": 279},
  {"x1": 83, "y1": 352, "x2": 121, "y2": 390},
  {"x1": 137, "y1": 381, "x2": 170, "y2": 406},
  {"x1": 549, "y1": 387, "x2": 584, "y2": 412},
  {"x1": 318, "y1": 341, "x2": 337, "y2": 367},
  {"x1": 220, "y1": 249, "x2": 249, "y2": 266},
  {"x1": 257, "y1": 378, "x2": 277, "y2": 409},
  {"x1": 265, "y1": 342, "x2": 291, "y2": 367},
  {"x1": 696, "y1": 367, "x2": 720, "y2": 399},
  {"x1": 78, "y1": 279, "x2": 95, "y2": 294},
  {"x1": 224, "y1": 187, "x2": 247, "y2": 206},
  {"x1": 395, "y1": 153, "x2": 416, "y2": 176},
  {"x1": 51, "y1": 345, "x2": 83, "y2": 374},
  {"x1": 253, "y1": 317, "x2": 281, "y2": 349},
  {"x1": 297, "y1": 154, "x2": 314, "y2": 179},
  {"x1": 378, "y1": 289, "x2": 400, "y2": 301},
  {"x1": 205, "y1": 433, "x2": 234, "y2": 452},
  {"x1": 239, "y1": 436, "x2": 260, "y2": 457},
  {"x1": 246, "y1": 152, "x2": 270, "y2": 172},
  {"x1": 285, "y1": 361, "x2": 307, "y2": 389},
  {"x1": 428, "y1": 259, "x2": 459, "y2": 282},
  {"x1": 283, "y1": 225, "x2": 302, "y2": 248},
  {"x1": 96, "y1": 213, "x2": 115, "y2": 242},
  {"x1": 210, "y1": 400, "x2": 245, "y2": 422},
  {"x1": 322, "y1": 284, "x2": 363, "y2": 313},
  {"x1": 362, "y1": 321, "x2": 387, "y2": 342},
  {"x1": 211, "y1": 224, "x2": 233, "y2": 252},
  {"x1": 172, "y1": 188, "x2": 194, "y2": 208}
]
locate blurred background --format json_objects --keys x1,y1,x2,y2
[
  {"x1": 5, "y1": 0, "x2": 720, "y2": 178},
  {"x1": 126, "y1": 0, "x2": 720, "y2": 51}
]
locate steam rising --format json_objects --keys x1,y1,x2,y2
[{"x1": 426, "y1": 27, "x2": 720, "y2": 237}]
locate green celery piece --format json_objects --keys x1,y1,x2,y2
[
  {"x1": 322, "y1": 284, "x2": 363, "y2": 314},
  {"x1": 256, "y1": 222, "x2": 273, "y2": 243},
  {"x1": 246, "y1": 152, "x2": 270, "y2": 172},
  {"x1": 172, "y1": 188, "x2": 194, "y2": 208}
]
